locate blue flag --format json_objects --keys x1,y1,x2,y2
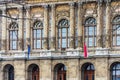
[{"x1": 28, "y1": 45, "x2": 31, "y2": 59}]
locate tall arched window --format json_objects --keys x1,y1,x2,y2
[
  {"x1": 3, "y1": 64, "x2": 14, "y2": 80},
  {"x1": 112, "y1": 16, "x2": 120, "y2": 46},
  {"x1": 54, "y1": 63, "x2": 67, "y2": 80},
  {"x1": 111, "y1": 62, "x2": 120, "y2": 80},
  {"x1": 58, "y1": 19, "x2": 70, "y2": 49},
  {"x1": 82, "y1": 63, "x2": 95, "y2": 80},
  {"x1": 85, "y1": 17, "x2": 96, "y2": 47},
  {"x1": 9, "y1": 22, "x2": 18, "y2": 50},
  {"x1": 33, "y1": 20, "x2": 43, "y2": 49}
]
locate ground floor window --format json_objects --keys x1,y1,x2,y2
[
  {"x1": 82, "y1": 63, "x2": 95, "y2": 80},
  {"x1": 28, "y1": 64, "x2": 39, "y2": 80},
  {"x1": 3, "y1": 64, "x2": 14, "y2": 80},
  {"x1": 111, "y1": 62, "x2": 120, "y2": 80},
  {"x1": 54, "y1": 63, "x2": 66, "y2": 80}
]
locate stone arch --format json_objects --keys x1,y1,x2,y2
[
  {"x1": 27, "y1": 64, "x2": 40, "y2": 80},
  {"x1": 54, "y1": 63, "x2": 67, "y2": 80},
  {"x1": 3, "y1": 64, "x2": 14, "y2": 80},
  {"x1": 81, "y1": 62, "x2": 95, "y2": 80}
]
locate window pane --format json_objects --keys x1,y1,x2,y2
[
  {"x1": 37, "y1": 40, "x2": 40, "y2": 48},
  {"x1": 37, "y1": 30, "x2": 40, "y2": 38},
  {"x1": 13, "y1": 31, "x2": 17, "y2": 39},
  {"x1": 62, "y1": 28, "x2": 66, "y2": 37},
  {"x1": 12, "y1": 41, "x2": 17, "y2": 49},
  {"x1": 89, "y1": 27, "x2": 94, "y2": 36},
  {"x1": 34, "y1": 30, "x2": 36, "y2": 38},
  {"x1": 89, "y1": 38, "x2": 93, "y2": 46},
  {"x1": 117, "y1": 36, "x2": 120, "y2": 45},
  {"x1": 62, "y1": 39, "x2": 66, "y2": 48}
]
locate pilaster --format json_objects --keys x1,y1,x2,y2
[
  {"x1": 25, "y1": 6, "x2": 31, "y2": 50},
  {"x1": 1, "y1": 7, "x2": 7, "y2": 51},
  {"x1": 78, "y1": 2, "x2": 83, "y2": 48},
  {"x1": 43, "y1": 5, "x2": 49, "y2": 49},
  {"x1": 69, "y1": 2, "x2": 75, "y2": 48},
  {"x1": 51, "y1": 4, "x2": 56, "y2": 50},
  {"x1": 18, "y1": 7, "x2": 23, "y2": 50},
  {"x1": 97, "y1": 3, "x2": 103, "y2": 47},
  {"x1": 105, "y1": 2, "x2": 111, "y2": 48}
]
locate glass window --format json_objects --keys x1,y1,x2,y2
[
  {"x1": 84, "y1": 17, "x2": 96, "y2": 47},
  {"x1": 33, "y1": 21, "x2": 43, "y2": 49},
  {"x1": 9, "y1": 22, "x2": 18, "y2": 50},
  {"x1": 111, "y1": 63, "x2": 120, "y2": 80},
  {"x1": 58, "y1": 19, "x2": 69, "y2": 49},
  {"x1": 82, "y1": 63, "x2": 95, "y2": 80},
  {"x1": 112, "y1": 16, "x2": 120, "y2": 46}
]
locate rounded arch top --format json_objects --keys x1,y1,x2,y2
[
  {"x1": 58, "y1": 18, "x2": 69, "y2": 28},
  {"x1": 85, "y1": 17, "x2": 96, "y2": 26},
  {"x1": 27, "y1": 63, "x2": 39, "y2": 71},
  {"x1": 9, "y1": 22, "x2": 18, "y2": 29},
  {"x1": 110, "y1": 62, "x2": 120, "y2": 70},
  {"x1": 33, "y1": 20, "x2": 43, "y2": 28},
  {"x1": 112, "y1": 15, "x2": 120, "y2": 24},
  {"x1": 81, "y1": 62, "x2": 95, "y2": 71},
  {"x1": 54, "y1": 63, "x2": 67, "y2": 71},
  {"x1": 3, "y1": 64, "x2": 14, "y2": 72}
]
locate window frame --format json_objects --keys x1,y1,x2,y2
[
  {"x1": 9, "y1": 22, "x2": 18, "y2": 50},
  {"x1": 84, "y1": 17, "x2": 97, "y2": 47},
  {"x1": 57, "y1": 19, "x2": 70, "y2": 50},
  {"x1": 112, "y1": 16, "x2": 120, "y2": 47},
  {"x1": 32, "y1": 20, "x2": 43, "y2": 49}
]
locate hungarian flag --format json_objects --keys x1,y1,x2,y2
[{"x1": 84, "y1": 43, "x2": 88, "y2": 58}]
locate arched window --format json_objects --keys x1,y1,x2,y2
[
  {"x1": 58, "y1": 19, "x2": 70, "y2": 49},
  {"x1": 85, "y1": 17, "x2": 96, "y2": 47},
  {"x1": 111, "y1": 63, "x2": 120, "y2": 80},
  {"x1": 9, "y1": 22, "x2": 18, "y2": 50},
  {"x1": 82, "y1": 63, "x2": 95, "y2": 80},
  {"x1": 33, "y1": 20, "x2": 43, "y2": 49},
  {"x1": 28, "y1": 64, "x2": 39, "y2": 80},
  {"x1": 112, "y1": 16, "x2": 120, "y2": 46},
  {"x1": 3, "y1": 64, "x2": 14, "y2": 80},
  {"x1": 54, "y1": 63, "x2": 67, "y2": 80}
]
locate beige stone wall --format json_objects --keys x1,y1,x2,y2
[{"x1": 0, "y1": 58, "x2": 119, "y2": 80}]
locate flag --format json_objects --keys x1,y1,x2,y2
[
  {"x1": 84, "y1": 43, "x2": 88, "y2": 58},
  {"x1": 28, "y1": 45, "x2": 31, "y2": 59}
]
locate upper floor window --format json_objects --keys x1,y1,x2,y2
[
  {"x1": 33, "y1": 20, "x2": 43, "y2": 49},
  {"x1": 84, "y1": 17, "x2": 96, "y2": 47},
  {"x1": 112, "y1": 16, "x2": 120, "y2": 46},
  {"x1": 58, "y1": 19, "x2": 70, "y2": 49},
  {"x1": 9, "y1": 22, "x2": 18, "y2": 50}
]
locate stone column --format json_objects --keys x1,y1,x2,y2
[
  {"x1": 69, "y1": 3, "x2": 75, "y2": 48},
  {"x1": 43, "y1": 5, "x2": 49, "y2": 49},
  {"x1": 25, "y1": 7, "x2": 31, "y2": 50},
  {"x1": 78, "y1": 2, "x2": 83, "y2": 48},
  {"x1": 105, "y1": 2, "x2": 111, "y2": 48},
  {"x1": 18, "y1": 7, "x2": 23, "y2": 50},
  {"x1": 1, "y1": 7, "x2": 7, "y2": 51},
  {"x1": 97, "y1": 3, "x2": 103, "y2": 47},
  {"x1": 51, "y1": 4, "x2": 56, "y2": 50}
]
